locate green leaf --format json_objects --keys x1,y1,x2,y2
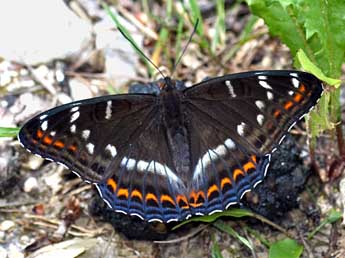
[
  {"x1": 0, "y1": 127, "x2": 20, "y2": 137},
  {"x1": 245, "y1": 0, "x2": 345, "y2": 139},
  {"x1": 172, "y1": 208, "x2": 254, "y2": 230},
  {"x1": 269, "y1": 238, "x2": 303, "y2": 258},
  {"x1": 245, "y1": 0, "x2": 345, "y2": 77},
  {"x1": 296, "y1": 49, "x2": 341, "y2": 87},
  {"x1": 302, "y1": 0, "x2": 345, "y2": 78}
]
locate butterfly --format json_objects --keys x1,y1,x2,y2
[{"x1": 18, "y1": 70, "x2": 323, "y2": 223}]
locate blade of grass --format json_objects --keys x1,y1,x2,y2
[
  {"x1": 211, "y1": 0, "x2": 226, "y2": 54},
  {"x1": 307, "y1": 209, "x2": 342, "y2": 240},
  {"x1": 151, "y1": 0, "x2": 172, "y2": 69},
  {"x1": 0, "y1": 127, "x2": 20, "y2": 137},
  {"x1": 174, "y1": 15, "x2": 185, "y2": 64},
  {"x1": 213, "y1": 221, "x2": 254, "y2": 251},
  {"x1": 101, "y1": 3, "x2": 154, "y2": 76},
  {"x1": 223, "y1": 14, "x2": 259, "y2": 62},
  {"x1": 187, "y1": 0, "x2": 210, "y2": 50}
]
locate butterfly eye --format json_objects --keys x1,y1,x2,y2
[{"x1": 19, "y1": 70, "x2": 323, "y2": 222}]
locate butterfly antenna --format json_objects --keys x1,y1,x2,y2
[
  {"x1": 117, "y1": 26, "x2": 167, "y2": 80},
  {"x1": 171, "y1": 18, "x2": 199, "y2": 76}
]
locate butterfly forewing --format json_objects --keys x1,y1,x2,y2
[{"x1": 19, "y1": 94, "x2": 157, "y2": 182}]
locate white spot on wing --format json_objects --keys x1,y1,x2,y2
[
  {"x1": 70, "y1": 111, "x2": 80, "y2": 123},
  {"x1": 224, "y1": 138, "x2": 235, "y2": 149},
  {"x1": 70, "y1": 124, "x2": 76, "y2": 133},
  {"x1": 40, "y1": 114, "x2": 48, "y2": 120},
  {"x1": 292, "y1": 78, "x2": 299, "y2": 88},
  {"x1": 105, "y1": 100, "x2": 112, "y2": 120},
  {"x1": 259, "y1": 80, "x2": 272, "y2": 90},
  {"x1": 290, "y1": 72, "x2": 298, "y2": 77},
  {"x1": 82, "y1": 129, "x2": 90, "y2": 140},
  {"x1": 50, "y1": 131, "x2": 56, "y2": 136},
  {"x1": 225, "y1": 80, "x2": 236, "y2": 97},
  {"x1": 237, "y1": 122, "x2": 246, "y2": 136},
  {"x1": 120, "y1": 158, "x2": 182, "y2": 186},
  {"x1": 255, "y1": 100, "x2": 265, "y2": 110},
  {"x1": 288, "y1": 90, "x2": 294, "y2": 95},
  {"x1": 41, "y1": 121, "x2": 48, "y2": 131},
  {"x1": 86, "y1": 143, "x2": 94, "y2": 154},
  {"x1": 257, "y1": 114, "x2": 264, "y2": 125},
  {"x1": 71, "y1": 106, "x2": 79, "y2": 112},
  {"x1": 258, "y1": 75, "x2": 267, "y2": 80},
  {"x1": 105, "y1": 144, "x2": 117, "y2": 157},
  {"x1": 267, "y1": 91, "x2": 274, "y2": 100}
]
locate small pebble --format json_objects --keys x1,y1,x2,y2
[
  {"x1": 23, "y1": 176, "x2": 38, "y2": 193},
  {"x1": 0, "y1": 246, "x2": 7, "y2": 258},
  {"x1": 0, "y1": 220, "x2": 15, "y2": 231},
  {"x1": 27, "y1": 155, "x2": 44, "y2": 170}
]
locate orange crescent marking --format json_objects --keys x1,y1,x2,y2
[
  {"x1": 273, "y1": 109, "x2": 281, "y2": 118},
  {"x1": 189, "y1": 190, "x2": 205, "y2": 201},
  {"x1": 145, "y1": 192, "x2": 159, "y2": 204},
  {"x1": 299, "y1": 83, "x2": 306, "y2": 93},
  {"x1": 36, "y1": 129, "x2": 44, "y2": 138},
  {"x1": 107, "y1": 178, "x2": 117, "y2": 192},
  {"x1": 42, "y1": 136, "x2": 53, "y2": 145},
  {"x1": 251, "y1": 155, "x2": 257, "y2": 164},
  {"x1": 176, "y1": 195, "x2": 189, "y2": 209},
  {"x1": 243, "y1": 161, "x2": 256, "y2": 172},
  {"x1": 207, "y1": 184, "x2": 219, "y2": 199},
  {"x1": 293, "y1": 92, "x2": 303, "y2": 103},
  {"x1": 68, "y1": 145, "x2": 77, "y2": 152},
  {"x1": 284, "y1": 101, "x2": 293, "y2": 110},
  {"x1": 53, "y1": 140, "x2": 65, "y2": 148},
  {"x1": 233, "y1": 168, "x2": 245, "y2": 181},
  {"x1": 221, "y1": 177, "x2": 232, "y2": 189},
  {"x1": 189, "y1": 202, "x2": 204, "y2": 208},
  {"x1": 131, "y1": 189, "x2": 143, "y2": 201},
  {"x1": 161, "y1": 194, "x2": 176, "y2": 206},
  {"x1": 117, "y1": 188, "x2": 129, "y2": 198}
]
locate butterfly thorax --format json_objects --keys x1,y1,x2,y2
[{"x1": 159, "y1": 78, "x2": 191, "y2": 181}]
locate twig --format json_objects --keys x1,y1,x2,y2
[
  {"x1": 298, "y1": 230, "x2": 314, "y2": 258},
  {"x1": 154, "y1": 224, "x2": 208, "y2": 244}
]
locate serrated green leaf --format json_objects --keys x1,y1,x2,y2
[
  {"x1": 297, "y1": 49, "x2": 341, "y2": 87},
  {"x1": 172, "y1": 208, "x2": 254, "y2": 230},
  {"x1": 245, "y1": 0, "x2": 345, "y2": 77},
  {"x1": 269, "y1": 238, "x2": 303, "y2": 258},
  {"x1": 0, "y1": 127, "x2": 20, "y2": 137},
  {"x1": 245, "y1": 0, "x2": 345, "y2": 139},
  {"x1": 302, "y1": 0, "x2": 345, "y2": 78}
]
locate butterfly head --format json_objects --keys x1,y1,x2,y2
[{"x1": 158, "y1": 77, "x2": 186, "y2": 93}]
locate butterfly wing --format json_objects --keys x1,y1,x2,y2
[
  {"x1": 183, "y1": 70, "x2": 323, "y2": 215},
  {"x1": 19, "y1": 94, "x2": 190, "y2": 222}
]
